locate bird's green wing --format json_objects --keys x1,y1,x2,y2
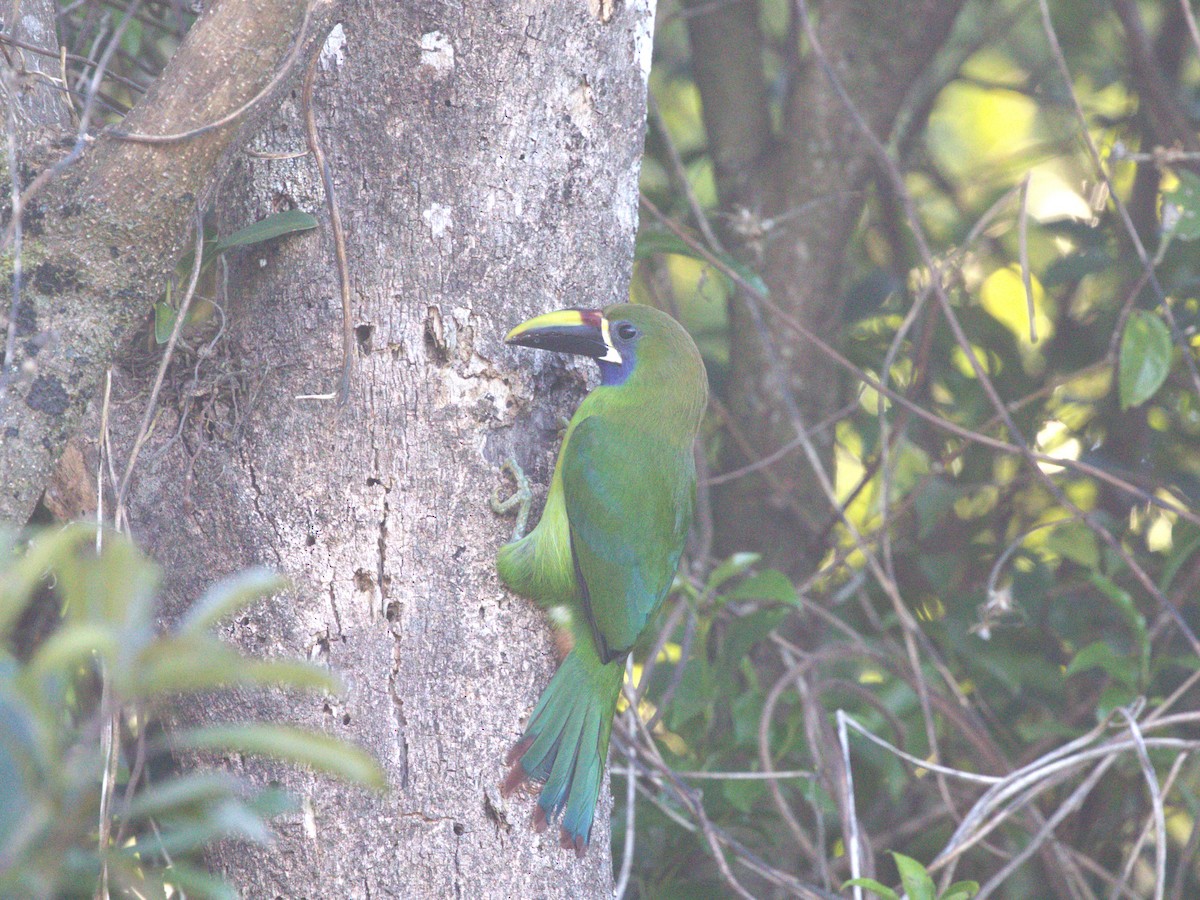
[{"x1": 562, "y1": 416, "x2": 694, "y2": 663}]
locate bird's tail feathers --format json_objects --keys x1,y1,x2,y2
[{"x1": 501, "y1": 647, "x2": 623, "y2": 856}]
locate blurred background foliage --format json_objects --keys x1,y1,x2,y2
[
  {"x1": 620, "y1": 0, "x2": 1200, "y2": 897},
  {"x1": 0, "y1": 526, "x2": 384, "y2": 899},
  {"x1": 15, "y1": 0, "x2": 1200, "y2": 897}
]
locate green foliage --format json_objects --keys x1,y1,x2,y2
[
  {"x1": 1118, "y1": 311, "x2": 1172, "y2": 410},
  {"x1": 845, "y1": 852, "x2": 979, "y2": 900},
  {"x1": 0, "y1": 526, "x2": 384, "y2": 899},
  {"x1": 154, "y1": 211, "x2": 318, "y2": 343},
  {"x1": 211, "y1": 210, "x2": 319, "y2": 253},
  {"x1": 623, "y1": 1, "x2": 1200, "y2": 897}
]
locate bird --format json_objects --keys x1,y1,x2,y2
[{"x1": 492, "y1": 302, "x2": 708, "y2": 856}]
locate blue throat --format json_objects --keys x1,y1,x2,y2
[{"x1": 598, "y1": 348, "x2": 636, "y2": 386}]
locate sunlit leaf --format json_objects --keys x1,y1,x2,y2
[{"x1": 1118, "y1": 310, "x2": 1171, "y2": 409}]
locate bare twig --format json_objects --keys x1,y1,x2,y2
[
  {"x1": 792, "y1": 0, "x2": 1200, "y2": 657},
  {"x1": 301, "y1": 35, "x2": 354, "y2": 405},
  {"x1": 613, "y1": 697, "x2": 638, "y2": 900},
  {"x1": 639, "y1": 194, "x2": 1200, "y2": 528},
  {"x1": 1181, "y1": 0, "x2": 1200, "y2": 63},
  {"x1": 1114, "y1": 707, "x2": 1166, "y2": 900},
  {"x1": 615, "y1": 724, "x2": 836, "y2": 899},
  {"x1": 837, "y1": 711, "x2": 863, "y2": 900},
  {"x1": 973, "y1": 755, "x2": 1116, "y2": 900},
  {"x1": 758, "y1": 654, "x2": 821, "y2": 864},
  {"x1": 0, "y1": 0, "x2": 142, "y2": 253},
  {"x1": 1042, "y1": 0, "x2": 1200, "y2": 404},
  {"x1": 0, "y1": 32, "x2": 149, "y2": 95},
  {"x1": 1017, "y1": 172, "x2": 1036, "y2": 343},
  {"x1": 114, "y1": 210, "x2": 205, "y2": 529}
]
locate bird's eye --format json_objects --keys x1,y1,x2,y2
[{"x1": 615, "y1": 322, "x2": 639, "y2": 341}]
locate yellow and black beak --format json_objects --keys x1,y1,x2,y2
[{"x1": 504, "y1": 308, "x2": 622, "y2": 364}]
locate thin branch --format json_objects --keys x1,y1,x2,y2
[
  {"x1": 758, "y1": 654, "x2": 821, "y2": 863},
  {"x1": 1043, "y1": 0, "x2": 1200, "y2": 403},
  {"x1": 837, "y1": 711, "x2": 863, "y2": 900},
  {"x1": 613, "y1": 701, "x2": 638, "y2": 900},
  {"x1": 1181, "y1": 0, "x2": 1200, "y2": 63},
  {"x1": 1115, "y1": 707, "x2": 1167, "y2": 900},
  {"x1": 973, "y1": 756, "x2": 1116, "y2": 900},
  {"x1": 793, "y1": 0, "x2": 1200, "y2": 657},
  {"x1": 639, "y1": 193, "x2": 1200, "y2": 529},
  {"x1": 114, "y1": 210, "x2": 205, "y2": 528},
  {"x1": 0, "y1": 32, "x2": 149, "y2": 95},
  {"x1": 1017, "y1": 172, "x2": 1036, "y2": 342},
  {"x1": 301, "y1": 37, "x2": 354, "y2": 404}
]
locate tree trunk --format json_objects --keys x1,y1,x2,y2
[
  {"x1": 0, "y1": 0, "x2": 333, "y2": 525},
  {"x1": 686, "y1": 0, "x2": 966, "y2": 574},
  {"x1": 117, "y1": 0, "x2": 655, "y2": 894}
]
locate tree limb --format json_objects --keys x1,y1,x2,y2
[{"x1": 0, "y1": 0, "x2": 336, "y2": 524}]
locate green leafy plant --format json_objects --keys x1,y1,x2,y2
[
  {"x1": 154, "y1": 210, "x2": 318, "y2": 343},
  {"x1": 0, "y1": 525, "x2": 384, "y2": 899},
  {"x1": 845, "y1": 852, "x2": 979, "y2": 900}
]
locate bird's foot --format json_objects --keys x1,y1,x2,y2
[{"x1": 491, "y1": 456, "x2": 533, "y2": 541}]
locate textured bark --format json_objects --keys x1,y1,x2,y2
[
  {"x1": 115, "y1": 0, "x2": 655, "y2": 895},
  {"x1": 0, "y1": 0, "x2": 72, "y2": 144},
  {"x1": 0, "y1": 0, "x2": 334, "y2": 525},
  {"x1": 687, "y1": 0, "x2": 966, "y2": 573}
]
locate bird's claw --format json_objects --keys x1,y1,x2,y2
[{"x1": 491, "y1": 456, "x2": 533, "y2": 541}]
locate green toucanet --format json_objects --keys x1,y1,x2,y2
[{"x1": 493, "y1": 302, "x2": 708, "y2": 855}]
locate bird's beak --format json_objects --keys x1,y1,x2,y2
[{"x1": 504, "y1": 308, "x2": 622, "y2": 364}]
